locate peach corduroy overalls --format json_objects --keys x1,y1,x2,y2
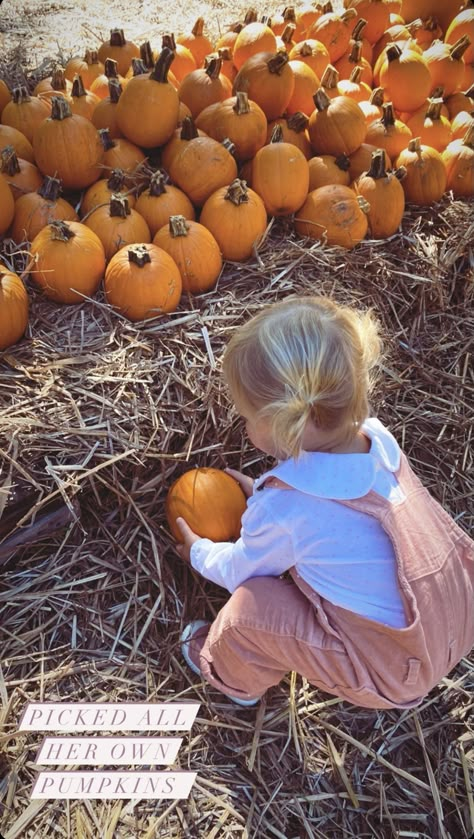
[{"x1": 193, "y1": 452, "x2": 474, "y2": 708}]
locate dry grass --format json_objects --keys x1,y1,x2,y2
[{"x1": 1, "y1": 3, "x2": 474, "y2": 837}]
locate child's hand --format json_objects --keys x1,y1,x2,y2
[
  {"x1": 225, "y1": 467, "x2": 254, "y2": 498},
  {"x1": 175, "y1": 517, "x2": 201, "y2": 563}
]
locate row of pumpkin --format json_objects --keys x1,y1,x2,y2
[{"x1": 1, "y1": 1, "x2": 474, "y2": 349}]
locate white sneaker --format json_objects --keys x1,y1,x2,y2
[{"x1": 180, "y1": 621, "x2": 261, "y2": 707}]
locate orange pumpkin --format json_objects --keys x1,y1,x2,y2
[
  {"x1": 450, "y1": 110, "x2": 474, "y2": 141},
  {"x1": 344, "y1": 0, "x2": 391, "y2": 44},
  {"x1": 232, "y1": 21, "x2": 278, "y2": 70},
  {"x1": 295, "y1": 183, "x2": 369, "y2": 249},
  {"x1": 178, "y1": 57, "x2": 233, "y2": 119},
  {"x1": 334, "y1": 39, "x2": 373, "y2": 86},
  {"x1": 286, "y1": 60, "x2": 320, "y2": 114},
  {"x1": 64, "y1": 49, "x2": 105, "y2": 88},
  {"x1": 232, "y1": 50, "x2": 295, "y2": 121},
  {"x1": 91, "y1": 79, "x2": 124, "y2": 138},
  {"x1": 0, "y1": 145, "x2": 42, "y2": 201},
  {"x1": 33, "y1": 96, "x2": 104, "y2": 189},
  {"x1": 158, "y1": 34, "x2": 197, "y2": 84},
  {"x1": 442, "y1": 123, "x2": 474, "y2": 196},
  {"x1": 1, "y1": 86, "x2": 50, "y2": 143},
  {"x1": 135, "y1": 171, "x2": 195, "y2": 237},
  {"x1": 90, "y1": 58, "x2": 126, "y2": 100},
  {"x1": 406, "y1": 98, "x2": 453, "y2": 150},
  {"x1": 379, "y1": 43, "x2": 432, "y2": 112},
  {"x1": 0, "y1": 125, "x2": 34, "y2": 163},
  {"x1": 307, "y1": 8, "x2": 358, "y2": 63},
  {"x1": 445, "y1": 8, "x2": 474, "y2": 65},
  {"x1": 98, "y1": 128, "x2": 146, "y2": 175},
  {"x1": 69, "y1": 74, "x2": 101, "y2": 120},
  {"x1": 196, "y1": 91, "x2": 268, "y2": 161},
  {"x1": 365, "y1": 102, "x2": 413, "y2": 161},
  {"x1": 0, "y1": 171, "x2": 15, "y2": 234},
  {"x1": 0, "y1": 267, "x2": 28, "y2": 350},
  {"x1": 29, "y1": 220, "x2": 106, "y2": 303},
  {"x1": 176, "y1": 18, "x2": 214, "y2": 68},
  {"x1": 348, "y1": 142, "x2": 392, "y2": 180},
  {"x1": 104, "y1": 242, "x2": 182, "y2": 321},
  {"x1": 252, "y1": 124, "x2": 309, "y2": 215},
  {"x1": 153, "y1": 215, "x2": 222, "y2": 294},
  {"x1": 115, "y1": 49, "x2": 180, "y2": 148},
  {"x1": 308, "y1": 153, "x2": 352, "y2": 190},
  {"x1": 200, "y1": 178, "x2": 268, "y2": 262},
  {"x1": 97, "y1": 28, "x2": 139, "y2": 76},
  {"x1": 84, "y1": 193, "x2": 151, "y2": 262},
  {"x1": 394, "y1": 137, "x2": 447, "y2": 204},
  {"x1": 352, "y1": 147, "x2": 406, "y2": 237},
  {"x1": 308, "y1": 88, "x2": 367, "y2": 155},
  {"x1": 289, "y1": 39, "x2": 331, "y2": 79},
  {"x1": 11, "y1": 176, "x2": 78, "y2": 243},
  {"x1": 166, "y1": 467, "x2": 247, "y2": 542},
  {"x1": 81, "y1": 168, "x2": 136, "y2": 218},
  {"x1": 266, "y1": 112, "x2": 313, "y2": 158},
  {"x1": 167, "y1": 134, "x2": 238, "y2": 207},
  {"x1": 423, "y1": 36, "x2": 471, "y2": 97}
]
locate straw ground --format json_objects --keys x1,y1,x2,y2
[{"x1": 1, "y1": 2, "x2": 474, "y2": 838}]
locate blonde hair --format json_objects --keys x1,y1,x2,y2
[{"x1": 222, "y1": 296, "x2": 382, "y2": 458}]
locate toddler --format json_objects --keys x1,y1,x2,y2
[{"x1": 173, "y1": 296, "x2": 474, "y2": 708}]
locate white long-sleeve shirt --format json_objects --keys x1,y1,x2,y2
[{"x1": 190, "y1": 418, "x2": 409, "y2": 628}]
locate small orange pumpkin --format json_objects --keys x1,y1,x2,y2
[
  {"x1": 64, "y1": 49, "x2": 105, "y2": 88},
  {"x1": 176, "y1": 17, "x2": 214, "y2": 68},
  {"x1": 29, "y1": 220, "x2": 106, "y2": 303},
  {"x1": 232, "y1": 50, "x2": 295, "y2": 121},
  {"x1": 308, "y1": 153, "x2": 352, "y2": 190},
  {"x1": 104, "y1": 242, "x2": 182, "y2": 322},
  {"x1": 196, "y1": 91, "x2": 268, "y2": 161},
  {"x1": 442, "y1": 123, "x2": 474, "y2": 197},
  {"x1": 232, "y1": 21, "x2": 278, "y2": 70},
  {"x1": 153, "y1": 215, "x2": 222, "y2": 294},
  {"x1": 0, "y1": 145, "x2": 42, "y2": 201},
  {"x1": 97, "y1": 28, "x2": 140, "y2": 76},
  {"x1": 252, "y1": 124, "x2": 309, "y2": 215},
  {"x1": 200, "y1": 178, "x2": 268, "y2": 262},
  {"x1": 1, "y1": 86, "x2": 50, "y2": 143},
  {"x1": 166, "y1": 467, "x2": 247, "y2": 542},
  {"x1": 135, "y1": 171, "x2": 195, "y2": 237},
  {"x1": 11, "y1": 176, "x2": 78, "y2": 243},
  {"x1": 84, "y1": 193, "x2": 151, "y2": 262},
  {"x1": 394, "y1": 136, "x2": 447, "y2": 204},
  {"x1": 352, "y1": 147, "x2": 406, "y2": 237},
  {"x1": 308, "y1": 88, "x2": 367, "y2": 156},
  {"x1": 81, "y1": 168, "x2": 136, "y2": 217},
  {"x1": 0, "y1": 266, "x2": 29, "y2": 351},
  {"x1": 178, "y1": 56, "x2": 232, "y2": 119}
]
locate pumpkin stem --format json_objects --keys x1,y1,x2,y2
[
  {"x1": 107, "y1": 78, "x2": 123, "y2": 102},
  {"x1": 243, "y1": 9, "x2": 258, "y2": 24},
  {"x1": 0, "y1": 145, "x2": 21, "y2": 176},
  {"x1": 386, "y1": 43, "x2": 403, "y2": 63},
  {"x1": 206, "y1": 57, "x2": 223, "y2": 79},
  {"x1": 109, "y1": 193, "x2": 131, "y2": 217},
  {"x1": 139, "y1": 41, "x2": 155, "y2": 68},
  {"x1": 348, "y1": 40, "x2": 363, "y2": 65},
  {"x1": 109, "y1": 28, "x2": 127, "y2": 47},
  {"x1": 320, "y1": 2, "x2": 333, "y2": 13},
  {"x1": 180, "y1": 115, "x2": 199, "y2": 140},
  {"x1": 349, "y1": 66, "x2": 363, "y2": 84},
  {"x1": 270, "y1": 124, "x2": 284, "y2": 144},
  {"x1": 150, "y1": 48, "x2": 175, "y2": 83},
  {"x1": 370, "y1": 87, "x2": 384, "y2": 107},
  {"x1": 408, "y1": 137, "x2": 422, "y2": 154},
  {"x1": 267, "y1": 51, "x2": 290, "y2": 75},
  {"x1": 128, "y1": 244, "x2": 152, "y2": 266},
  {"x1": 233, "y1": 91, "x2": 251, "y2": 115},
  {"x1": 98, "y1": 128, "x2": 116, "y2": 151},
  {"x1": 381, "y1": 102, "x2": 396, "y2": 127},
  {"x1": 298, "y1": 42, "x2": 314, "y2": 58},
  {"x1": 11, "y1": 86, "x2": 31, "y2": 104},
  {"x1": 281, "y1": 24, "x2": 296, "y2": 45},
  {"x1": 351, "y1": 18, "x2": 367, "y2": 42},
  {"x1": 450, "y1": 35, "x2": 471, "y2": 63},
  {"x1": 148, "y1": 171, "x2": 169, "y2": 196},
  {"x1": 225, "y1": 178, "x2": 250, "y2": 205},
  {"x1": 71, "y1": 74, "x2": 87, "y2": 98},
  {"x1": 131, "y1": 58, "x2": 150, "y2": 77},
  {"x1": 51, "y1": 65, "x2": 67, "y2": 90},
  {"x1": 261, "y1": 15, "x2": 272, "y2": 27},
  {"x1": 313, "y1": 88, "x2": 331, "y2": 112},
  {"x1": 283, "y1": 6, "x2": 296, "y2": 23},
  {"x1": 107, "y1": 168, "x2": 128, "y2": 192},
  {"x1": 38, "y1": 176, "x2": 63, "y2": 201},
  {"x1": 50, "y1": 96, "x2": 73, "y2": 120},
  {"x1": 49, "y1": 220, "x2": 75, "y2": 241},
  {"x1": 394, "y1": 165, "x2": 407, "y2": 181},
  {"x1": 356, "y1": 195, "x2": 371, "y2": 214},
  {"x1": 367, "y1": 148, "x2": 389, "y2": 179},
  {"x1": 169, "y1": 214, "x2": 190, "y2": 236},
  {"x1": 320, "y1": 64, "x2": 340, "y2": 90},
  {"x1": 162, "y1": 33, "x2": 177, "y2": 51},
  {"x1": 341, "y1": 9, "x2": 357, "y2": 24},
  {"x1": 84, "y1": 48, "x2": 100, "y2": 65},
  {"x1": 335, "y1": 154, "x2": 351, "y2": 172},
  {"x1": 221, "y1": 138, "x2": 237, "y2": 157},
  {"x1": 425, "y1": 97, "x2": 444, "y2": 121},
  {"x1": 286, "y1": 112, "x2": 309, "y2": 131},
  {"x1": 431, "y1": 85, "x2": 445, "y2": 99},
  {"x1": 191, "y1": 17, "x2": 205, "y2": 37},
  {"x1": 104, "y1": 58, "x2": 119, "y2": 79},
  {"x1": 218, "y1": 47, "x2": 233, "y2": 62}
]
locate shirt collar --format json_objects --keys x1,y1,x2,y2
[{"x1": 253, "y1": 418, "x2": 401, "y2": 500}]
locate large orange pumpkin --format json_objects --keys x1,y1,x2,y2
[
  {"x1": 29, "y1": 220, "x2": 106, "y2": 304},
  {"x1": 115, "y1": 48, "x2": 179, "y2": 148},
  {"x1": 104, "y1": 242, "x2": 182, "y2": 321},
  {"x1": 232, "y1": 50, "x2": 295, "y2": 121},
  {"x1": 166, "y1": 467, "x2": 247, "y2": 542},
  {"x1": 308, "y1": 88, "x2": 367, "y2": 155},
  {"x1": 195, "y1": 91, "x2": 268, "y2": 161},
  {"x1": 200, "y1": 178, "x2": 268, "y2": 262},
  {"x1": 0, "y1": 267, "x2": 29, "y2": 350}
]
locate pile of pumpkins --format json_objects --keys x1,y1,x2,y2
[{"x1": 1, "y1": 0, "x2": 474, "y2": 351}]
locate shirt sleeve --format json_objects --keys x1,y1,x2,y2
[{"x1": 189, "y1": 493, "x2": 294, "y2": 592}]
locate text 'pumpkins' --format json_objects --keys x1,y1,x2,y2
[{"x1": 166, "y1": 467, "x2": 247, "y2": 542}]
